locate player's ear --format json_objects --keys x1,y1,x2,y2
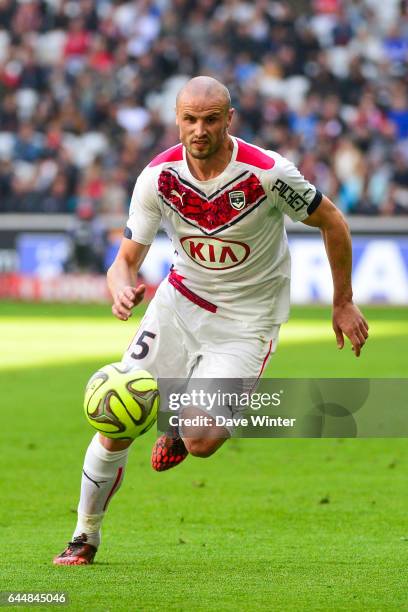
[{"x1": 226, "y1": 107, "x2": 234, "y2": 129}]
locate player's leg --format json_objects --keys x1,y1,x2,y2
[
  {"x1": 153, "y1": 318, "x2": 280, "y2": 465},
  {"x1": 180, "y1": 406, "x2": 228, "y2": 457},
  {"x1": 153, "y1": 376, "x2": 240, "y2": 463},
  {"x1": 54, "y1": 285, "x2": 189, "y2": 564},
  {"x1": 53, "y1": 433, "x2": 131, "y2": 565},
  {"x1": 75, "y1": 434, "x2": 133, "y2": 542},
  {"x1": 174, "y1": 371, "x2": 242, "y2": 459}
]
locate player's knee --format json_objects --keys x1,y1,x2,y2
[{"x1": 184, "y1": 438, "x2": 218, "y2": 458}]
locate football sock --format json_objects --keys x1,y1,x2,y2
[{"x1": 73, "y1": 434, "x2": 129, "y2": 548}]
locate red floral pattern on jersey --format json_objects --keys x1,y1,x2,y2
[{"x1": 157, "y1": 170, "x2": 266, "y2": 233}]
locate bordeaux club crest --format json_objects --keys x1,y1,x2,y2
[{"x1": 228, "y1": 190, "x2": 246, "y2": 210}]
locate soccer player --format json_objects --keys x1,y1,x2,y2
[{"x1": 54, "y1": 76, "x2": 368, "y2": 565}]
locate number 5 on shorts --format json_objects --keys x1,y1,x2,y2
[{"x1": 131, "y1": 330, "x2": 156, "y2": 360}]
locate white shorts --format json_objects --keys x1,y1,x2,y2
[
  {"x1": 122, "y1": 280, "x2": 279, "y2": 379},
  {"x1": 122, "y1": 280, "x2": 280, "y2": 431}
]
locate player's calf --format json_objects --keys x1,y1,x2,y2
[
  {"x1": 179, "y1": 407, "x2": 229, "y2": 457},
  {"x1": 151, "y1": 408, "x2": 229, "y2": 470},
  {"x1": 183, "y1": 436, "x2": 226, "y2": 458},
  {"x1": 179, "y1": 408, "x2": 229, "y2": 457}
]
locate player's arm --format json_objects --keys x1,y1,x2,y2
[
  {"x1": 303, "y1": 196, "x2": 369, "y2": 357},
  {"x1": 107, "y1": 238, "x2": 150, "y2": 321},
  {"x1": 109, "y1": 163, "x2": 162, "y2": 321}
]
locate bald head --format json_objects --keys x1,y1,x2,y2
[
  {"x1": 176, "y1": 76, "x2": 231, "y2": 112},
  {"x1": 175, "y1": 76, "x2": 234, "y2": 162}
]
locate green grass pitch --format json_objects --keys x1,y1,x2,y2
[{"x1": 0, "y1": 302, "x2": 407, "y2": 611}]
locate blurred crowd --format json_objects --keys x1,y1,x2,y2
[{"x1": 1, "y1": 0, "x2": 408, "y2": 217}]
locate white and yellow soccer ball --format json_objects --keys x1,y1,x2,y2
[{"x1": 84, "y1": 363, "x2": 159, "y2": 440}]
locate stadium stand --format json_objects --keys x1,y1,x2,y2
[{"x1": 0, "y1": 0, "x2": 407, "y2": 219}]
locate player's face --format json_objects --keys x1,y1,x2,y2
[{"x1": 176, "y1": 98, "x2": 233, "y2": 160}]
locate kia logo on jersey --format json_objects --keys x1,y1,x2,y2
[
  {"x1": 228, "y1": 190, "x2": 246, "y2": 210},
  {"x1": 180, "y1": 236, "x2": 250, "y2": 269}
]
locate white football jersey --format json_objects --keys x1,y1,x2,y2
[{"x1": 125, "y1": 136, "x2": 322, "y2": 327}]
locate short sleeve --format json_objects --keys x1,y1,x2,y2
[
  {"x1": 125, "y1": 168, "x2": 162, "y2": 245},
  {"x1": 271, "y1": 156, "x2": 322, "y2": 222}
]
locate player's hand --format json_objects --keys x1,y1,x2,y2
[
  {"x1": 332, "y1": 302, "x2": 369, "y2": 357},
  {"x1": 112, "y1": 284, "x2": 145, "y2": 321}
]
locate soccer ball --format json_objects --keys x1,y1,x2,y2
[{"x1": 84, "y1": 363, "x2": 159, "y2": 440}]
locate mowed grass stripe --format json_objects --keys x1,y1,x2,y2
[
  {"x1": 0, "y1": 301, "x2": 406, "y2": 320},
  {"x1": 1, "y1": 315, "x2": 407, "y2": 371}
]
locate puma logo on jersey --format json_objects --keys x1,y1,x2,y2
[
  {"x1": 180, "y1": 236, "x2": 250, "y2": 269},
  {"x1": 170, "y1": 189, "x2": 186, "y2": 206}
]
